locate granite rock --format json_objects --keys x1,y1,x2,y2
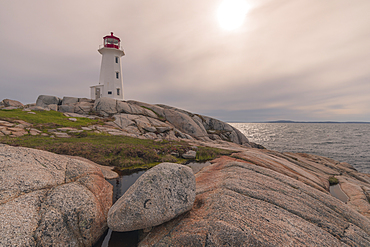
[
  {"x1": 58, "y1": 104, "x2": 76, "y2": 113},
  {"x1": 46, "y1": 104, "x2": 58, "y2": 111},
  {"x1": 182, "y1": 150, "x2": 197, "y2": 159},
  {"x1": 162, "y1": 108, "x2": 210, "y2": 141},
  {"x1": 74, "y1": 102, "x2": 94, "y2": 114},
  {"x1": 139, "y1": 156, "x2": 370, "y2": 246},
  {"x1": 93, "y1": 97, "x2": 118, "y2": 116},
  {"x1": 108, "y1": 163, "x2": 196, "y2": 232},
  {"x1": 36, "y1": 95, "x2": 62, "y2": 107},
  {"x1": 0, "y1": 145, "x2": 113, "y2": 246},
  {"x1": 62, "y1": 96, "x2": 79, "y2": 105},
  {"x1": 2, "y1": 99, "x2": 24, "y2": 108},
  {"x1": 28, "y1": 105, "x2": 49, "y2": 111}
]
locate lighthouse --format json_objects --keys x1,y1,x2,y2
[{"x1": 90, "y1": 32, "x2": 125, "y2": 100}]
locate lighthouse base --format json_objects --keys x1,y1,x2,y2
[{"x1": 90, "y1": 85, "x2": 104, "y2": 100}]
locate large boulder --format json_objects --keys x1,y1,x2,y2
[
  {"x1": 127, "y1": 100, "x2": 166, "y2": 117},
  {"x1": 162, "y1": 108, "x2": 210, "y2": 141},
  {"x1": 58, "y1": 104, "x2": 76, "y2": 113},
  {"x1": 36, "y1": 95, "x2": 62, "y2": 107},
  {"x1": 114, "y1": 114, "x2": 173, "y2": 134},
  {"x1": 108, "y1": 163, "x2": 196, "y2": 232},
  {"x1": 130, "y1": 101, "x2": 251, "y2": 146},
  {"x1": 93, "y1": 98, "x2": 158, "y2": 118},
  {"x1": 139, "y1": 155, "x2": 370, "y2": 246},
  {"x1": 0, "y1": 145, "x2": 113, "y2": 246},
  {"x1": 74, "y1": 102, "x2": 94, "y2": 114},
  {"x1": 2, "y1": 99, "x2": 24, "y2": 108},
  {"x1": 61, "y1": 96, "x2": 79, "y2": 105},
  {"x1": 201, "y1": 116, "x2": 250, "y2": 146},
  {"x1": 93, "y1": 97, "x2": 118, "y2": 116},
  {"x1": 36, "y1": 95, "x2": 252, "y2": 146}
]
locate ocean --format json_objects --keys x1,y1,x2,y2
[{"x1": 230, "y1": 123, "x2": 370, "y2": 174}]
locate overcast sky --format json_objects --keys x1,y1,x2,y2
[{"x1": 1, "y1": 0, "x2": 370, "y2": 122}]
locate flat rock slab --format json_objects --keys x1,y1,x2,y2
[
  {"x1": 108, "y1": 163, "x2": 196, "y2": 232},
  {"x1": 139, "y1": 156, "x2": 370, "y2": 246},
  {"x1": 182, "y1": 150, "x2": 196, "y2": 159}
]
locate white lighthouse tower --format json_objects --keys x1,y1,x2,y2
[{"x1": 90, "y1": 32, "x2": 125, "y2": 100}]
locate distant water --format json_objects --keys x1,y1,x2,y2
[{"x1": 230, "y1": 123, "x2": 370, "y2": 174}]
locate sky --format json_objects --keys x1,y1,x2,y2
[{"x1": 1, "y1": 0, "x2": 370, "y2": 122}]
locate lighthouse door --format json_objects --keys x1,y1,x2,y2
[{"x1": 95, "y1": 88, "x2": 101, "y2": 99}]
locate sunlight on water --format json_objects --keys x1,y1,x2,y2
[{"x1": 230, "y1": 123, "x2": 370, "y2": 174}]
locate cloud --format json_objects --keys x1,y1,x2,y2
[{"x1": 0, "y1": 0, "x2": 369, "y2": 121}]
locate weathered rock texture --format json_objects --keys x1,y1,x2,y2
[
  {"x1": 139, "y1": 152, "x2": 370, "y2": 246},
  {"x1": 108, "y1": 163, "x2": 196, "y2": 232},
  {"x1": 36, "y1": 95, "x2": 62, "y2": 107},
  {"x1": 92, "y1": 97, "x2": 251, "y2": 146},
  {"x1": 2, "y1": 99, "x2": 24, "y2": 108},
  {"x1": 3, "y1": 96, "x2": 255, "y2": 147},
  {"x1": 0, "y1": 144, "x2": 113, "y2": 247}
]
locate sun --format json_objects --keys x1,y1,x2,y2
[{"x1": 217, "y1": 0, "x2": 250, "y2": 31}]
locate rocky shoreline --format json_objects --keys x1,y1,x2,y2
[
  {"x1": 1, "y1": 96, "x2": 260, "y2": 148},
  {"x1": 1, "y1": 96, "x2": 370, "y2": 246}
]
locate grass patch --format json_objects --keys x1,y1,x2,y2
[
  {"x1": 0, "y1": 109, "x2": 102, "y2": 129},
  {"x1": 0, "y1": 109, "x2": 236, "y2": 171},
  {"x1": 329, "y1": 176, "x2": 339, "y2": 185},
  {"x1": 0, "y1": 133, "x2": 195, "y2": 170},
  {"x1": 195, "y1": 146, "x2": 234, "y2": 161},
  {"x1": 0, "y1": 133, "x2": 235, "y2": 171}
]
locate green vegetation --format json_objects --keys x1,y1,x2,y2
[
  {"x1": 0, "y1": 109, "x2": 102, "y2": 130},
  {"x1": 1, "y1": 133, "x2": 187, "y2": 169},
  {"x1": 196, "y1": 146, "x2": 234, "y2": 161},
  {"x1": 1, "y1": 133, "x2": 232, "y2": 171},
  {"x1": 329, "y1": 176, "x2": 339, "y2": 185},
  {"x1": 0, "y1": 109, "x2": 235, "y2": 171}
]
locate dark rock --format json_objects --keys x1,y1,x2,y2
[
  {"x1": 58, "y1": 104, "x2": 75, "y2": 113},
  {"x1": 36, "y1": 95, "x2": 62, "y2": 107},
  {"x1": 250, "y1": 142, "x2": 266, "y2": 149},
  {"x1": 61, "y1": 96, "x2": 79, "y2": 105}
]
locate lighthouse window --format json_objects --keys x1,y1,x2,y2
[
  {"x1": 115, "y1": 57, "x2": 119, "y2": 63},
  {"x1": 116, "y1": 72, "x2": 119, "y2": 79},
  {"x1": 108, "y1": 91, "x2": 112, "y2": 95},
  {"x1": 117, "y1": 89, "x2": 120, "y2": 95}
]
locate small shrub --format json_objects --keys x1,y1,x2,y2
[
  {"x1": 160, "y1": 154, "x2": 178, "y2": 162},
  {"x1": 329, "y1": 176, "x2": 339, "y2": 185}
]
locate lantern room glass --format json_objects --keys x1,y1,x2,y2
[{"x1": 104, "y1": 37, "x2": 120, "y2": 49}]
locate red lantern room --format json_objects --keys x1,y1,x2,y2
[{"x1": 103, "y1": 32, "x2": 121, "y2": 49}]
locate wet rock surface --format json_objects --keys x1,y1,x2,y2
[
  {"x1": 0, "y1": 145, "x2": 113, "y2": 246},
  {"x1": 108, "y1": 163, "x2": 196, "y2": 232}
]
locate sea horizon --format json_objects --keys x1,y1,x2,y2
[
  {"x1": 231, "y1": 122, "x2": 370, "y2": 174},
  {"x1": 228, "y1": 120, "x2": 370, "y2": 124}
]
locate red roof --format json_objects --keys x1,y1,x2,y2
[{"x1": 103, "y1": 32, "x2": 120, "y2": 42}]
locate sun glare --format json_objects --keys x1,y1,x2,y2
[{"x1": 217, "y1": 0, "x2": 250, "y2": 31}]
